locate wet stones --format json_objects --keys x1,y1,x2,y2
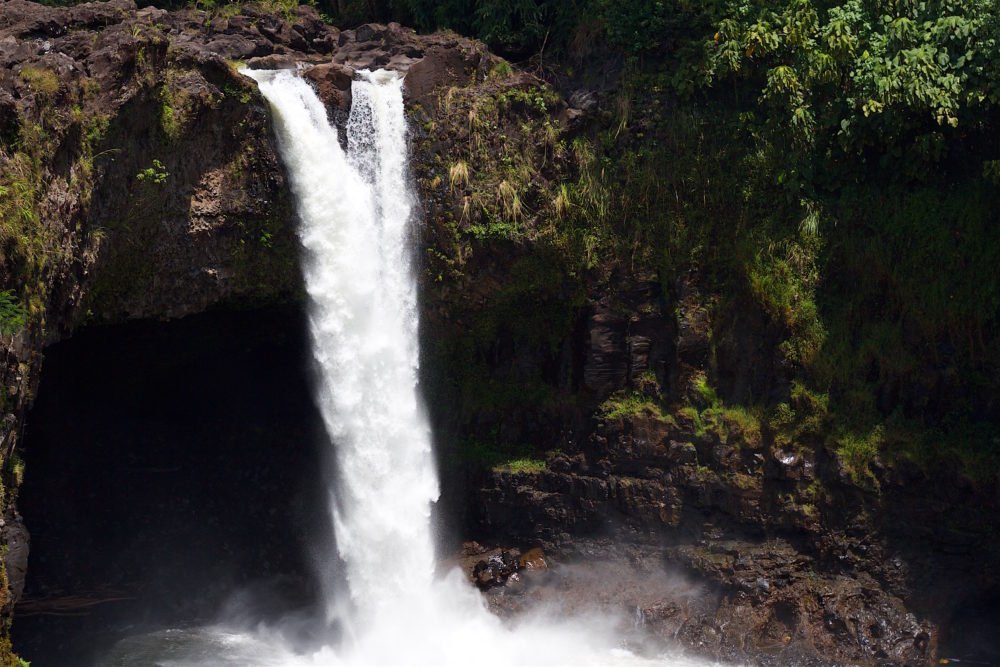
[
  {"x1": 472, "y1": 550, "x2": 517, "y2": 590},
  {"x1": 518, "y1": 547, "x2": 547, "y2": 571},
  {"x1": 470, "y1": 547, "x2": 548, "y2": 591}
]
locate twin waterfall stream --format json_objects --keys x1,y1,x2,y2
[{"x1": 102, "y1": 69, "x2": 710, "y2": 667}]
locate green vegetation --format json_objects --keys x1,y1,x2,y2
[
  {"x1": 837, "y1": 425, "x2": 883, "y2": 486},
  {"x1": 0, "y1": 291, "x2": 26, "y2": 337},
  {"x1": 691, "y1": 374, "x2": 719, "y2": 410},
  {"x1": 494, "y1": 457, "x2": 546, "y2": 474},
  {"x1": 0, "y1": 103, "x2": 66, "y2": 335},
  {"x1": 599, "y1": 390, "x2": 670, "y2": 422},
  {"x1": 419, "y1": 77, "x2": 566, "y2": 246},
  {"x1": 136, "y1": 159, "x2": 169, "y2": 184},
  {"x1": 489, "y1": 60, "x2": 513, "y2": 79},
  {"x1": 682, "y1": 380, "x2": 765, "y2": 450},
  {"x1": 457, "y1": 435, "x2": 541, "y2": 471},
  {"x1": 413, "y1": 0, "x2": 999, "y2": 482},
  {"x1": 19, "y1": 66, "x2": 58, "y2": 96},
  {"x1": 159, "y1": 77, "x2": 186, "y2": 141},
  {"x1": 770, "y1": 381, "x2": 831, "y2": 449},
  {"x1": 0, "y1": 635, "x2": 28, "y2": 667}
]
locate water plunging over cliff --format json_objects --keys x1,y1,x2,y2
[
  {"x1": 246, "y1": 67, "x2": 440, "y2": 639},
  {"x1": 97, "y1": 69, "x2": 711, "y2": 666},
  {"x1": 245, "y1": 67, "x2": 712, "y2": 666}
]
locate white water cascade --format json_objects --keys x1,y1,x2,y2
[
  {"x1": 101, "y1": 69, "x2": 715, "y2": 667},
  {"x1": 245, "y1": 68, "x2": 441, "y2": 636}
]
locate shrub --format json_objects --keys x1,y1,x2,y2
[
  {"x1": 489, "y1": 60, "x2": 513, "y2": 79},
  {"x1": 837, "y1": 426, "x2": 883, "y2": 485},
  {"x1": 0, "y1": 291, "x2": 26, "y2": 336},
  {"x1": 136, "y1": 159, "x2": 169, "y2": 184}
]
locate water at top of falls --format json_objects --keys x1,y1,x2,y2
[{"x1": 97, "y1": 68, "x2": 719, "y2": 667}]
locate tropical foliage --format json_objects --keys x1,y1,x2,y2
[{"x1": 403, "y1": 0, "x2": 1000, "y2": 476}]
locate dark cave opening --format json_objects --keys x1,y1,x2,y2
[
  {"x1": 11, "y1": 304, "x2": 333, "y2": 667},
  {"x1": 938, "y1": 589, "x2": 1000, "y2": 664}
]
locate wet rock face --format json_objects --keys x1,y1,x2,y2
[
  {"x1": 0, "y1": 0, "x2": 322, "y2": 335},
  {"x1": 472, "y1": 453, "x2": 937, "y2": 663},
  {"x1": 583, "y1": 309, "x2": 628, "y2": 397},
  {"x1": 0, "y1": 0, "x2": 488, "y2": 323},
  {"x1": 472, "y1": 550, "x2": 520, "y2": 590},
  {"x1": 670, "y1": 540, "x2": 932, "y2": 665},
  {"x1": 471, "y1": 400, "x2": 1000, "y2": 664},
  {"x1": 581, "y1": 277, "x2": 674, "y2": 401},
  {"x1": 465, "y1": 267, "x2": 998, "y2": 665},
  {"x1": 1, "y1": 513, "x2": 29, "y2": 614}
]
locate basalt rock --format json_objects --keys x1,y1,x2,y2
[
  {"x1": 0, "y1": 512, "x2": 29, "y2": 616},
  {"x1": 302, "y1": 61, "x2": 354, "y2": 111},
  {"x1": 470, "y1": 394, "x2": 998, "y2": 664},
  {"x1": 472, "y1": 549, "x2": 520, "y2": 590}
]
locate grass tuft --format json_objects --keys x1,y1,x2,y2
[
  {"x1": 599, "y1": 390, "x2": 670, "y2": 421},
  {"x1": 448, "y1": 160, "x2": 470, "y2": 191},
  {"x1": 494, "y1": 457, "x2": 546, "y2": 474},
  {"x1": 19, "y1": 66, "x2": 58, "y2": 96}
]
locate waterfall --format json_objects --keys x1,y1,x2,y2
[
  {"x1": 105, "y1": 67, "x2": 715, "y2": 667},
  {"x1": 244, "y1": 67, "x2": 438, "y2": 635}
]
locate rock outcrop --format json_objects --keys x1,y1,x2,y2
[{"x1": 467, "y1": 286, "x2": 1000, "y2": 664}]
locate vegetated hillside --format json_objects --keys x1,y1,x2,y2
[
  {"x1": 398, "y1": 0, "x2": 1000, "y2": 482},
  {"x1": 397, "y1": 4, "x2": 1000, "y2": 661}
]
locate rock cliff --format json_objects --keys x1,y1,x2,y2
[{"x1": 0, "y1": 1, "x2": 997, "y2": 665}]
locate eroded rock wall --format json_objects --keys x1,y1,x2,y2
[{"x1": 402, "y1": 61, "x2": 998, "y2": 663}]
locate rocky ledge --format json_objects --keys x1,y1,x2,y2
[{"x1": 467, "y1": 298, "x2": 1000, "y2": 664}]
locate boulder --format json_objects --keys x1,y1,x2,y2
[
  {"x1": 246, "y1": 54, "x2": 299, "y2": 70},
  {"x1": 303, "y1": 62, "x2": 354, "y2": 110},
  {"x1": 403, "y1": 45, "x2": 471, "y2": 101},
  {"x1": 517, "y1": 547, "x2": 547, "y2": 571}
]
